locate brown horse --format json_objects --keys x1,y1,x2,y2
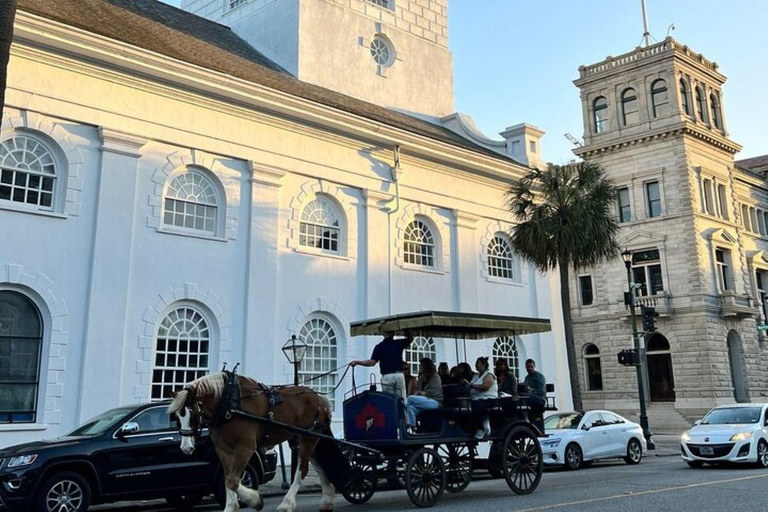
[{"x1": 167, "y1": 372, "x2": 336, "y2": 512}]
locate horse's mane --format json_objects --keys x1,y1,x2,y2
[{"x1": 167, "y1": 372, "x2": 227, "y2": 414}]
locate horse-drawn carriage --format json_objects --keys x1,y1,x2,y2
[
  {"x1": 168, "y1": 311, "x2": 553, "y2": 511},
  {"x1": 339, "y1": 310, "x2": 552, "y2": 508}
]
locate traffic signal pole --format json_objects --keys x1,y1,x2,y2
[{"x1": 626, "y1": 263, "x2": 656, "y2": 450}]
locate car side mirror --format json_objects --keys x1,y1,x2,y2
[
  {"x1": 117, "y1": 422, "x2": 140, "y2": 438},
  {"x1": 694, "y1": 419, "x2": 702, "y2": 426},
  {"x1": 582, "y1": 424, "x2": 590, "y2": 431}
]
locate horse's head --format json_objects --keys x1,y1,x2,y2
[{"x1": 167, "y1": 374, "x2": 224, "y2": 455}]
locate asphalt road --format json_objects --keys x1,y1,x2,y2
[{"x1": 96, "y1": 456, "x2": 768, "y2": 512}]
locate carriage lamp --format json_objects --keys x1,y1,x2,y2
[
  {"x1": 621, "y1": 248, "x2": 633, "y2": 268},
  {"x1": 282, "y1": 334, "x2": 308, "y2": 386}
]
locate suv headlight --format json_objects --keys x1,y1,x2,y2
[
  {"x1": 7, "y1": 455, "x2": 38, "y2": 468},
  {"x1": 730, "y1": 432, "x2": 753, "y2": 442},
  {"x1": 541, "y1": 438, "x2": 561, "y2": 448}
]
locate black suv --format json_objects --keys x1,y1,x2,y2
[{"x1": 0, "y1": 402, "x2": 276, "y2": 512}]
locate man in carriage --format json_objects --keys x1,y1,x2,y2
[{"x1": 349, "y1": 331, "x2": 413, "y2": 400}]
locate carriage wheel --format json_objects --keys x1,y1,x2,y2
[
  {"x1": 502, "y1": 425, "x2": 543, "y2": 495},
  {"x1": 341, "y1": 455, "x2": 377, "y2": 505},
  {"x1": 436, "y1": 443, "x2": 473, "y2": 493},
  {"x1": 404, "y1": 447, "x2": 446, "y2": 508}
]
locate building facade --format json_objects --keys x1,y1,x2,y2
[
  {"x1": 571, "y1": 37, "x2": 768, "y2": 426},
  {"x1": 0, "y1": 0, "x2": 570, "y2": 447}
]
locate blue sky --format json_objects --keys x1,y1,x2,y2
[{"x1": 161, "y1": 0, "x2": 767, "y2": 163}]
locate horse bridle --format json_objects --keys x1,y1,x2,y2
[{"x1": 178, "y1": 386, "x2": 206, "y2": 439}]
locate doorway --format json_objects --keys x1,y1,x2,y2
[
  {"x1": 727, "y1": 330, "x2": 749, "y2": 403},
  {"x1": 646, "y1": 334, "x2": 676, "y2": 402}
]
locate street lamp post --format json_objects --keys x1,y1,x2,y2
[
  {"x1": 622, "y1": 249, "x2": 656, "y2": 450},
  {"x1": 281, "y1": 334, "x2": 308, "y2": 482}
]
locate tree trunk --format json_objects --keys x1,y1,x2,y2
[
  {"x1": 558, "y1": 256, "x2": 583, "y2": 411},
  {"x1": 0, "y1": 0, "x2": 18, "y2": 118}
]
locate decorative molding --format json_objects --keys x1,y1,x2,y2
[
  {"x1": 249, "y1": 161, "x2": 287, "y2": 187},
  {"x1": 453, "y1": 209, "x2": 481, "y2": 230},
  {"x1": 362, "y1": 188, "x2": 394, "y2": 210},
  {"x1": 0, "y1": 264, "x2": 69, "y2": 425},
  {"x1": 394, "y1": 202, "x2": 450, "y2": 272},
  {"x1": 135, "y1": 283, "x2": 233, "y2": 400},
  {"x1": 98, "y1": 127, "x2": 147, "y2": 157},
  {"x1": 287, "y1": 179, "x2": 359, "y2": 259},
  {"x1": 1, "y1": 107, "x2": 85, "y2": 217},
  {"x1": 147, "y1": 148, "x2": 240, "y2": 240}
]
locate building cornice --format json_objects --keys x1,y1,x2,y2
[
  {"x1": 574, "y1": 121, "x2": 742, "y2": 158},
  {"x1": 12, "y1": 11, "x2": 527, "y2": 185}
]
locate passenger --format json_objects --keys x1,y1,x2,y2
[
  {"x1": 405, "y1": 358, "x2": 443, "y2": 432},
  {"x1": 464, "y1": 356, "x2": 497, "y2": 439},
  {"x1": 403, "y1": 362, "x2": 418, "y2": 396},
  {"x1": 495, "y1": 358, "x2": 519, "y2": 399},
  {"x1": 351, "y1": 330, "x2": 413, "y2": 400},
  {"x1": 523, "y1": 358, "x2": 547, "y2": 432},
  {"x1": 438, "y1": 362, "x2": 451, "y2": 384},
  {"x1": 457, "y1": 362, "x2": 474, "y2": 382}
]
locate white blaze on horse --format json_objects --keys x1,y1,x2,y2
[{"x1": 167, "y1": 372, "x2": 338, "y2": 512}]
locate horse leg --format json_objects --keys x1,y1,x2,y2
[
  {"x1": 277, "y1": 437, "x2": 318, "y2": 512},
  {"x1": 311, "y1": 456, "x2": 335, "y2": 512},
  {"x1": 231, "y1": 446, "x2": 263, "y2": 511}
]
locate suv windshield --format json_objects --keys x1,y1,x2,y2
[
  {"x1": 68, "y1": 407, "x2": 136, "y2": 436},
  {"x1": 701, "y1": 407, "x2": 761, "y2": 425},
  {"x1": 544, "y1": 412, "x2": 584, "y2": 430}
]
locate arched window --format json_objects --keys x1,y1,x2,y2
[
  {"x1": 0, "y1": 135, "x2": 57, "y2": 210},
  {"x1": 695, "y1": 86, "x2": 707, "y2": 123},
  {"x1": 650, "y1": 79, "x2": 669, "y2": 118},
  {"x1": 163, "y1": 169, "x2": 219, "y2": 235},
  {"x1": 151, "y1": 305, "x2": 211, "y2": 400},
  {"x1": 621, "y1": 88, "x2": 639, "y2": 125},
  {"x1": 584, "y1": 344, "x2": 602, "y2": 391},
  {"x1": 403, "y1": 218, "x2": 436, "y2": 268},
  {"x1": 299, "y1": 317, "x2": 339, "y2": 408},
  {"x1": 487, "y1": 234, "x2": 515, "y2": 280},
  {"x1": 493, "y1": 336, "x2": 520, "y2": 379},
  {"x1": 299, "y1": 196, "x2": 342, "y2": 254},
  {"x1": 679, "y1": 79, "x2": 691, "y2": 116},
  {"x1": 405, "y1": 336, "x2": 436, "y2": 375},
  {"x1": 593, "y1": 96, "x2": 609, "y2": 133},
  {"x1": 710, "y1": 93, "x2": 723, "y2": 130},
  {"x1": 0, "y1": 291, "x2": 43, "y2": 423}
]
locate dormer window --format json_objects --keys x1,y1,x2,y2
[
  {"x1": 593, "y1": 97, "x2": 608, "y2": 133},
  {"x1": 621, "y1": 88, "x2": 639, "y2": 125},
  {"x1": 650, "y1": 79, "x2": 669, "y2": 118}
]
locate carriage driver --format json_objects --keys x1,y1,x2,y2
[{"x1": 350, "y1": 331, "x2": 413, "y2": 400}]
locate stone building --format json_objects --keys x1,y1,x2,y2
[
  {"x1": 570, "y1": 36, "x2": 768, "y2": 428},
  {"x1": 0, "y1": 0, "x2": 570, "y2": 447}
]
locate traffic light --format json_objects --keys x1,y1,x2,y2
[
  {"x1": 617, "y1": 349, "x2": 638, "y2": 366},
  {"x1": 641, "y1": 306, "x2": 657, "y2": 333}
]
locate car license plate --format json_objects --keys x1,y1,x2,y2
[{"x1": 701, "y1": 446, "x2": 714, "y2": 455}]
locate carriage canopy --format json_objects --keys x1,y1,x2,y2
[{"x1": 349, "y1": 310, "x2": 551, "y2": 340}]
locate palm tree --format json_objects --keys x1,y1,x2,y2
[
  {"x1": 0, "y1": 0, "x2": 18, "y2": 117},
  {"x1": 507, "y1": 161, "x2": 619, "y2": 411}
]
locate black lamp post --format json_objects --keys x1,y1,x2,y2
[
  {"x1": 281, "y1": 334, "x2": 307, "y2": 481},
  {"x1": 622, "y1": 248, "x2": 655, "y2": 450}
]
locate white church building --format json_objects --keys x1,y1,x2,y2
[{"x1": 0, "y1": 0, "x2": 571, "y2": 446}]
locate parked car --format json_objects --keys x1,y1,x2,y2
[
  {"x1": 0, "y1": 402, "x2": 276, "y2": 512},
  {"x1": 540, "y1": 410, "x2": 646, "y2": 470},
  {"x1": 681, "y1": 403, "x2": 768, "y2": 468}
]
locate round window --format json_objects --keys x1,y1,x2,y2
[{"x1": 370, "y1": 35, "x2": 394, "y2": 67}]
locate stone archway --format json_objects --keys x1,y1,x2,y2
[
  {"x1": 726, "y1": 330, "x2": 749, "y2": 403},
  {"x1": 646, "y1": 334, "x2": 676, "y2": 402}
]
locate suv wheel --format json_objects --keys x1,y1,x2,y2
[
  {"x1": 35, "y1": 472, "x2": 91, "y2": 512},
  {"x1": 214, "y1": 464, "x2": 260, "y2": 508}
]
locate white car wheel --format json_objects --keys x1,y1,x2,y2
[
  {"x1": 624, "y1": 438, "x2": 642, "y2": 465},
  {"x1": 758, "y1": 440, "x2": 768, "y2": 468},
  {"x1": 564, "y1": 443, "x2": 583, "y2": 470}
]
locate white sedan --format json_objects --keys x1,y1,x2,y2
[
  {"x1": 681, "y1": 403, "x2": 768, "y2": 468},
  {"x1": 540, "y1": 410, "x2": 646, "y2": 470}
]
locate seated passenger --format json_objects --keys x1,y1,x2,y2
[
  {"x1": 464, "y1": 356, "x2": 497, "y2": 439},
  {"x1": 405, "y1": 358, "x2": 443, "y2": 432},
  {"x1": 403, "y1": 362, "x2": 418, "y2": 396},
  {"x1": 495, "y1": 358, "x2": 519, "y2": 399},
  {"x1": 438, "y1": 362, "x2": 452, "y2": 385}
]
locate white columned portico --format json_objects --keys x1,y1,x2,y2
[
  {"x1": 244, "y1": 162, "x2": 286, "y2": 383},
  {"x1": 78, "y1": 128, "x2": 146, "y2": 421}
]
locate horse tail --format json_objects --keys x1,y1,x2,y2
[{"x1": 168, "y1": 389, "x2": 188, "y2": 414}]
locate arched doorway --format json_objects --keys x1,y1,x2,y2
[
  {"x1": 726, "y1": 330, "x2": 749, "y2": 403},
  {"x1": 646, "y1": 334, "x2": 676, "y2": 402}
]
